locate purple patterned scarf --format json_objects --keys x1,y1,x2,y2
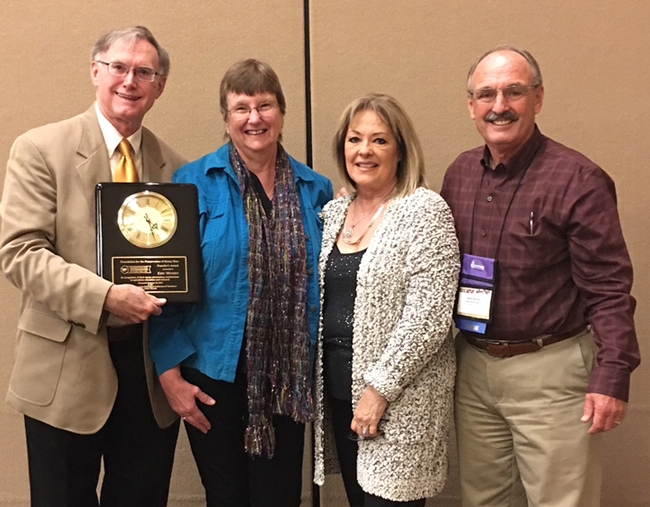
[{"x1": 229, "y1": 142, "x2": 312, "y2": 457}]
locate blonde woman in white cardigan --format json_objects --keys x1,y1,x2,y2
[{"x1": 313, "y1": 94, "x2": 460, "y2": 506}]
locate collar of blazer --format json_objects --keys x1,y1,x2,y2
[{"x1": 75, "y1": 106, "x2": 166, "y2": 216}]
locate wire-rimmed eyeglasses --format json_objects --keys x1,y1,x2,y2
[
  {"x1": 227, "y1": 101, "x2": 278, "y2": 118},
  {"x1": 95, "y1": 60, "x2": 161, "y2": 82},
  {"x1": 469, "y1": 84, "x2": 538, "y2": 104}
]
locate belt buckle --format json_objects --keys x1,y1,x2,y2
[{"x1": 485, "y1": 342, "x2": 512, "y2": 358}]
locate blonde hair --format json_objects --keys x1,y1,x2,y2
[{"x1": 333, "y1": 93, "x2": 427, "y2": 197}]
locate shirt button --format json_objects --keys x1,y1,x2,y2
[
  {"x1": 310, "y1": 306, "x2": 316, "y2": 312},
  {"x1": 486, "y1": 196, "x2": 493, "y2": 202},
  {"x1": 307, "y1": 268, "x2": 313, "y2": 275},
  {"x1": 481, "y1": 231, "x2": 487, "y2": 237}
]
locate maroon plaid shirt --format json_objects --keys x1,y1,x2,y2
[{"x1": 441, "y1": 126, "x2": 639, "y2": 401}]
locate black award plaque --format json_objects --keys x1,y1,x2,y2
[{"x1": 96, "y1": 182, "x2": 201, "y2": 303}]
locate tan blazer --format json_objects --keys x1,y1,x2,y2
[{"x1": 0, "y1": 106, "x2": 186, "y2": 433}]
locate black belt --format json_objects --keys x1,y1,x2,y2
[
  {"x1": 463, "y1": 326, "x2": 587, "y2": 358},
  {"x1": 107, "y1": 324, "x2": 143, "y2": 342}
]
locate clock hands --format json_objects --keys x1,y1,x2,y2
[
  {"x1": 119, "y1": 192, "x2": 177, "y2": 248},
  {"x1": 143, "y1": 213, "x2": 159, "y2": 235}
]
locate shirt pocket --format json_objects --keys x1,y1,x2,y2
[
  {"x1": 199, "y1": 198, "x2": 228, "y2": 272},
  {"x1": 504, "y1": 208, "x2": 565, "y2": 269}
]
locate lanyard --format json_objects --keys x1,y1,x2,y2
[{"x1": 468, "y1": 144, "x2": 542, "y2": 260}]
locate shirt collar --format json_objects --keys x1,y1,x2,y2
[
  {"x1": 205, "y1": 143, "x2": 315, "y2": 183},
  {"x1": 480, "y1": 125, "x2": 545, "y2": 177},
  {"x1": 94, "y1": 102, "x2": 142, "y2": 159}
]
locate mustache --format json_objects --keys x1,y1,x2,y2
[{"x1": 484, "y1": 110, "x2": 519, "y2": 123}]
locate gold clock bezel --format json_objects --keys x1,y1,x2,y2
[{"x1": 117, "y1": 190, "x2": 178, "y2": 249}]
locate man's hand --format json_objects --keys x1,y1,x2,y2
[
  {"x1": 581, "y1": 392, "x2": 627, "y2": 434},
  {"x1": 103, "y1": 284, "x2": 166, "y2": 323},
  {"x1": 159, "y1": 366, "x2": 216, "y2": 434},
  {"x1": 351, "y1": 385, "x2": 387, "y2": 438}
]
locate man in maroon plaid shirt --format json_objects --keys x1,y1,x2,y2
[{"x1": 441, "y1": 46, "x2": 639, "y2": 507}]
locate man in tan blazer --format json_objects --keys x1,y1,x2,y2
[{"x1": 0, "y1": 26, "x2": 186, "y2": 507}]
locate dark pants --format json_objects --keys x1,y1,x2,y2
[
  {"x1": 182, "y1": 366, "x2": 305, "y2": 507},
  {"x1": 329, "y1": 395, "x2": 426, "y2": 507},
  {"x1": 24, "y1": 328, "x2": 180, "y2": 507}
]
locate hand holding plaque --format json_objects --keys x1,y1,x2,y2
[{"x1": 96, "y1": 183, "x2": 201, "y2": 303}]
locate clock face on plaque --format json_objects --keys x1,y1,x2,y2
[{"x1": 117, "y1": 191, "x2": 178, "y2": 248}]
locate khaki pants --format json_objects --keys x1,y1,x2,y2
[{"x1": 455, "y1": 330, "x2": 602, "y2": 507}]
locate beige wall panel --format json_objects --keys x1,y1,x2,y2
[
  {"x1": 0, "y1": 0, "x2": 306, "y2": 505},
  {"x1": 2, "y1": 0, "x2": 650, "y2": 505},
  {"x1": 310, "y1": 1, "x2": 649, "y2": 506}
]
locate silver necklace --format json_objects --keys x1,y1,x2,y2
[
  {"x1": 342, "y1": 201, "x2": 388, "y2": 246},
  {"x1": 342, "y1": 205, "x2": 375, "y2": 239}
]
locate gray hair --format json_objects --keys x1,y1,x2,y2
[
  {"x1": 466, "y1": 45, "x2": 543, "y2": 94},
  {"x1": 90, "y1": 26, "x2": 170, "y2": 77}
]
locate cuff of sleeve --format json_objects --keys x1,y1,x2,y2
[
  {"x1": 363, "y1": 370, "x2": 402, "y2": 403},
  {"x1": 149, "y1": 317, "x2": 196, "y2": 376},
  {"x1": 85, "y1": 279, "x2": 113, "y2": 335},
  {"x1": 151, "y1": 341, "x2": 195, "y2": 377},
  {"x1": 587, "y1": 365, "x2": 631, "y2": 402}
]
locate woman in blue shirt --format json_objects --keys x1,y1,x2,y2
[{"x1": 149, "y1": 59, "x2": 332, "y2": 507}]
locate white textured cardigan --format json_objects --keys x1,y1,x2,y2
[{"x1": 313, "y1": 187, "x2": 461, "y2": 502}]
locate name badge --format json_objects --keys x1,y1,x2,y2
[{"x1": 454, "y1": 254, "x2": 498, "y2": 335}]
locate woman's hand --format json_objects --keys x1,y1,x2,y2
[
  {"x1": 159, "y1": 366, "x2": 215, "y2": 433},
  {"x1": 351, "y1": 385, "x2": 387, "y2": 438},
  {"x1": 335, "y1": 186, "x2": 349, "y2": 199}
]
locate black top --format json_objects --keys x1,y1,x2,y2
[
  {"x1": 237, "y1": 169, "x2": 272, "y2": 375},
  {"x1": 322, "y1": 244, "x2": 366, "y2": 400},
  {"x1": 248, "y1": 170, "x2": 272, "y2": 216}
]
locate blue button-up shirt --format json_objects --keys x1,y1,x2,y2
[{"x1": 149, "y1": 144, "x2": 333, "y2": 382}]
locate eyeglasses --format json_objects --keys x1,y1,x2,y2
[
  {"x1": 469, "y1": 84, "x2": 538, "y2": 104},
  {"x1": 95, "y1": 60, "x2": 161, "y2": 82},
  {"x1": 228, "y1": 101, "x2": 277, "y2": 118}
]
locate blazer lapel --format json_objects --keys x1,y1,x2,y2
[
  {"x1": 141, "y1": 127, "x2": 165, "y2": 182},
  {"x1": 76, "y1": 107, "x2": 112, "y2": 217}
]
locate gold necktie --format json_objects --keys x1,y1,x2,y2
[{"x1": 114, "y1": 138, "x2": 138, "y2": 182}]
